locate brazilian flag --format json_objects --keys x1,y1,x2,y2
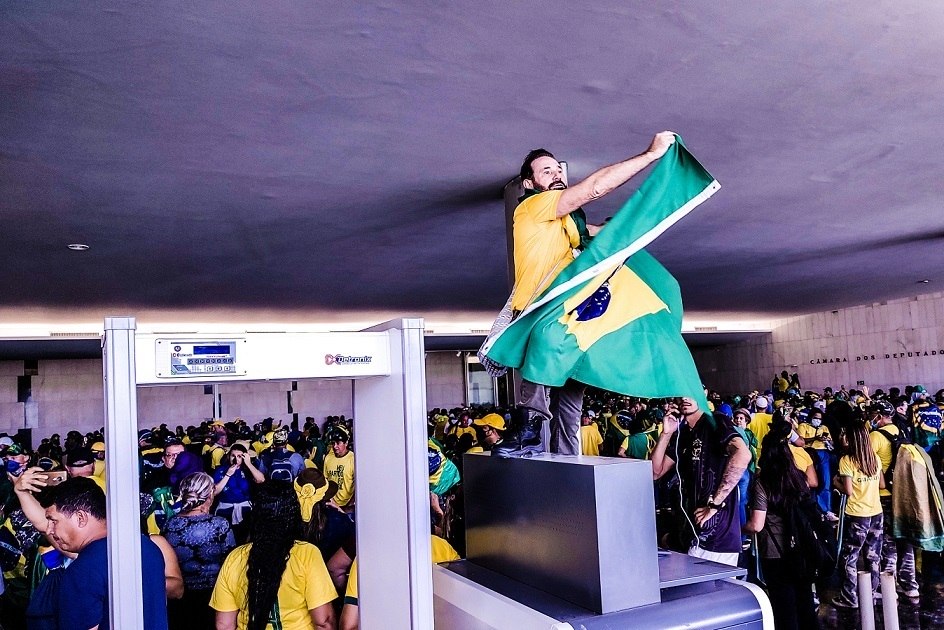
[{"x1": 483, "y1": 136, "x2": 719, "y2": 412}]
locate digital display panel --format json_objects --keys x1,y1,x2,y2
[
  {"x1": 160, "y1": 339, "x2": 244, "y2": 378},
  {"x1": 194, "y1": 345, "x2": 232, "y2": 355}
]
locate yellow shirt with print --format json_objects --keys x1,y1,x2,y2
[
  {"x1": 323, "y1": 451, "x2": 355, "y2": 507},
  {"x1": 210, "y1": 541, "x2": 336, "y2": 630},
  {"x1": 511, "y1": 190, "x2": 580, "y2": 312},
  {"x1": 870, "y1": 424, "x2": 900, "y2": 498},
  {"x1": 838, "y1": 455, "x2": 882, "y2": 517}
]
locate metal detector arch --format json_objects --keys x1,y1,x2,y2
[{"x1": 102, "y1": 316, "x2": 432, "y2": 630}]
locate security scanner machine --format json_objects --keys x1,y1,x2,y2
[
  {"x1": 101, "y1": 316, "x2": 770, "y2": 629},
  {"x1": 432, "y1": 452, "x2": 773, "y2": 629},
  {"x1": 101, "y1": 316, "x2": 434, "y2": 630}
]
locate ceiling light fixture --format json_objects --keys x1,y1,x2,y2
[
  {"x1": 67, "y1": 243, "x2": 90, "y2": 251},
  {"x1": 917, "y1": 279, "x2": 930, "y2": 284}
]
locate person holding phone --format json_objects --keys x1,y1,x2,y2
[{"x1": 651, "y1": 397, "x2": 752, "y2": 567}]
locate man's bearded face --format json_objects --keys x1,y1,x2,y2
[{"x1": 528, "y1": 156, "x2": 567, "y2": 191}]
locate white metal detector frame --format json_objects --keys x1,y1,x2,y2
[{"x1": 102, "y1": 316, "x2": 433, "y2": 630}]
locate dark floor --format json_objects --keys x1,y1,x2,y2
[{"x1": 816, "y1": 558, "x2": 944, "y2": 629}]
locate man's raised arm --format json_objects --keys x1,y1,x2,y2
[{"x1": 556, "y1": 131, "x2": 677, "y2": 218}]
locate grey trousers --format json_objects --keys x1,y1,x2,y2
[
  {"x1": 880, "y1": 495, "x2": 918, "y2": 591},
  {"x1": 519, "y1": 379, "x2": 585, "y2": 455}
]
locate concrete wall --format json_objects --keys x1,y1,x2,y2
[
  {"x1": 0, "y1": 358, "x2": 356, "y2": 442},
  {"x1": 425, "y1": 351, "x2": 466, "y2": 410},
  {"x1": 693, "y1": 292, "x2": 944, "y2": 395},
  {"x1": 0, "y1": 352, "x2": 468, "y2": 442}
]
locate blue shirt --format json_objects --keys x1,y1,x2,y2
[
  {"x1": 58, "y1": 535, "x2": 168, "y2": 630},
  {"x1": 213, "y1": 464, "x2": 252, "y2": 503}
]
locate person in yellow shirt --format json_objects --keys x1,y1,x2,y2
[
  {"x1": 90, "y1": 441, "x2": 106, "y2": 481},
  {"x1": 447, "y1": 412, "x2": 477, "y2": 447},
  {"x1": 831, "y1": 422, "x2": 884, "y2": 610},
  {"x1": 323, "y1": 427, "x2": 355, "y2": 511},
  {"x1": 497, "y1": 132, "x2": 678, "y2": 458},
  {"x1": 466, "y1": 414, "x2": 506, "y2": 454},
  {"x1": 580, "y1": 410, "x2": 604, "y2": 456},
  {"x1": 746, "y1": 396, "x2": 773, "y2": 460},
  {"x1": 339, "y1": 535, "x2": 460, "y2": 630},
  {"x1": 789, "y1": 443, "x2": 818, "y2": 490},
  {"x1": 796, "y1": 410, "x2": 836, "y2": 519},
  {"x1": 64, "y1": 446, "x2": 107, "y2": 493},
  {"x1": 211, "y1": 482, "x2": 337, "y2": 630},
  {"x1": 867, "y1": 400, "x2": 919, "y2": 598}
]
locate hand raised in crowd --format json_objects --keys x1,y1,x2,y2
[
  {"x1": 11, "y1": 466, "x2": 48, "y2": 493},
  {"x1": 662, "y1": 411, "x2": 681, "y2": 436}
]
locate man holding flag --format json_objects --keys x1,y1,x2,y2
[{"x1": 484, "y1": 131, "x2": 720, "y2": 458}]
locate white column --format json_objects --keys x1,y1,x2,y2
[
  {"x1": 102, "y1": 317, "x2": 144, "y2": 630},
  {"x1": 353, "y1": 318, "x2": 432, "y2": 629}
]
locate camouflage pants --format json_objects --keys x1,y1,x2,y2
[
  {"x1": 838, "y1": 513, "x2": 883, "y2": 606},
  {"x1": 880, "y1": 495, "x2": 919, "y2": 591}
]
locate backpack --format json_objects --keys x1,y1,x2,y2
[
  {"x1": 775, "y1": 496, "x2": 837, "y2": 582},
  {"x1": 874, "y1": 427, "x2": 911, "y2": 486},
  {"x1": 263, "y1": 451, "x2": 296, "y2": 482}
]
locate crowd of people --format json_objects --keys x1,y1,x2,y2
[{"x1": 1, "y1": 376, "x2": 942, "y2": 629}]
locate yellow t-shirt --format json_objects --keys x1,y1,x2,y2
[
  {"x1": 580, "y1": 424, "x2": 603, "y2": 456},
  {"x1": 449, "y1": 425, "x2": 477, "y2": 445},
  {"x1": 210, "y1": 542, "x2": 336, "y2": 630},
  {"x1": 345, "y1": 535, "x2": 459, "y2": 603},
  {"x1": 747, "y1": 413, "x2": 773, "y2": 461},
  {"x1": 838, "y1": 455, "x2": 882, "y2": 517},
  {"x1": 511, "y1": 190, "x2": 579, "y2": 311},
  {"x1": 322, "y1": 451, "x2": 355, "y2": 507},
  {"x1": 93, "y1": 460, "x2": 107, "y2": 480},
  {"x1": 88, "y1": 473, "x2": 107, "y2": 493},
  {"x1": 208, "y1": 445, "x2": 226, "y2": 470},
  {"x1": 797, "y1": 423, "x2": 831, "y2": 450},
  {"x1": 870, "y1": 424, "x2": 900, "y2": 498},
  {"x1": 790, "y1": 444, "x2": 813, "y2": 474}
]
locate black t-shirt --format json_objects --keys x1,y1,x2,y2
[{"x1": 668, "y1": 413, "x2": 744, "y2": 554}]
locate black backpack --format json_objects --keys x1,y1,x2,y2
[
  {"x1": 874, "y1": 427, "x2": 911, "y2": 486},
  {"x1": 775, "y1": 496, "x2": 837, "y2": 582}
]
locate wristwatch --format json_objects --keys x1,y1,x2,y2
[{"x1": 706, "y1": 496, "x2": 726, "y2": 510}]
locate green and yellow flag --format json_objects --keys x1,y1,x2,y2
[{"x1": 482, "y1": 136, "x2": 718, "y2": 411}]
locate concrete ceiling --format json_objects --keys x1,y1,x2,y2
[{"x1": 2, "y1": 2, "x2": 943, "y2": 327}]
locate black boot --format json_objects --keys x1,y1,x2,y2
[{"x1": 493, "y1": 411, "x2": 544, "y2": 458}]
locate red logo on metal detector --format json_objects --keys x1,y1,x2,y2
[{"x1": 325, "y1": 354, "x2": 336, "y2": 365}]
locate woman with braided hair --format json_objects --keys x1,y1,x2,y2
[
  {"x1": 164, "y1": 472, "x2": 235, "y2": 629},
  {"x1": 211, "y1": 481, "x2": 337, "y2": 630}
]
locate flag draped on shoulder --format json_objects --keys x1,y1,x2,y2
[{"x1": 481, "y1": 136, "x2": 719, "y2": 412}]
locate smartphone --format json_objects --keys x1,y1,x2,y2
[{"x1": 39, "y1": 471, "x2": 68, "y2": 486}]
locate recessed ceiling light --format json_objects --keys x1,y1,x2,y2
[
  {"x1": 917, "y1": 279, "x2": 930, "y2": 284},
  {"x1": 67, "y1": 244, "x2": 90, "y2": 251}
]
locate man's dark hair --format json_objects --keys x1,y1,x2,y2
[
  {"x1": 50, "y1": 477, "x2": 106, "y2": 520},
  {"x1": 520, "y1": 148, "x2": 556, "y2": 182}
]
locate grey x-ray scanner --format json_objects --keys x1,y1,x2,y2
[{"x1": 434, "y1": 453, "x2": 773, "y2": 628}]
